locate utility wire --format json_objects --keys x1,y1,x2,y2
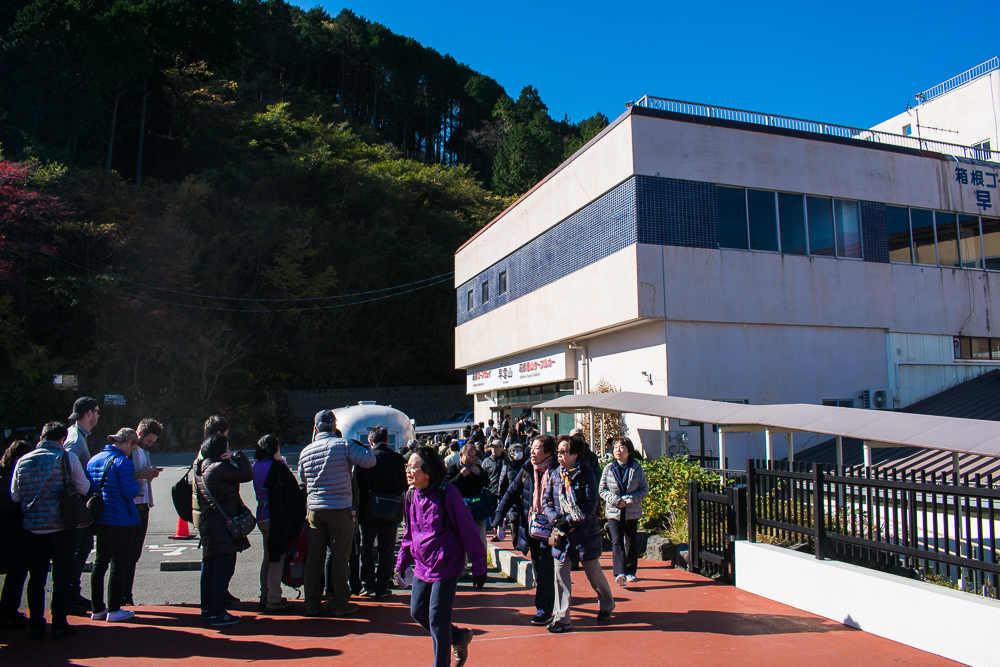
[
  {"x1": 1, "y1": 246, "x2": 454, "y2": 313},
  {"x1": 0, "y1": 232, "x2": 454, "y2": 301}
]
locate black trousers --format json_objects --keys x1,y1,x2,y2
[
  {"x1": 25, "y1": 529, "x2": 75, "y2": 630},
  {"x1": 360, "y1": 521, "x2": 398, "y2": 592},
  {"x1": 606, "y1": 517, "x2": 639, "y2": 577},
  {"x1": 70, "y1": 525, "x2": 93, "y2": 598},
  {"x1": 92, "y1": 524, "x2": 137, "y2": 614},
  {"x1": 0, "y1": 569, "x2": 27, "y2": 622},
  {"x1": 528, "y1": 538, "x2": 555, "y2": 614},
  {"x1": 122, "y1": 507, "x2": 149, "y2": 602}
]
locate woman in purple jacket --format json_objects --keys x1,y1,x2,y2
[{"x1": 396, "y1": 445, "x2": 487, "y2": 667}]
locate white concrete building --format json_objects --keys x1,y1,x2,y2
[
  {"x1": 872, "y1": 57, "x2": 1000, "y2": 159},
  {"x1": 454, "y1": 93, "x2": 1000, "y2": 465}
]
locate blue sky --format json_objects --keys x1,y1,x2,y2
[{"x1": 292, "y1": 1, "x2": 1000, "y2": 131}]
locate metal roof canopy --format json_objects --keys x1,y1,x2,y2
[{"x1": 534, "y1": 392, "x2": 1000, "y2": 460}]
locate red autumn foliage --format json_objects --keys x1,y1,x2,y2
[{"x1": 0, "y1": 160, "x2": 68, "y2": 283}]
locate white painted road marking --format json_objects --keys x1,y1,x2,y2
[{"x1": 147, "y1": 544, "x2": 190, "y2": 557}]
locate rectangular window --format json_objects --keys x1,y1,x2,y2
[
  {"x1": 903, "y1": 124, "x2": 912, "y2": 136},
  {"x1": 822, "y1": 399, "x2": 855, "y2": 408},
  {"x1": 481, "y1": 281, "x2": 489, "y2": 303},
  {"x1": 954, "y1": 336, "x2": 1000, "y2": 359},
  {"x1": 910, "y1": 209, "x2": 937, "y2": 265},
  {"x1": 982, "y1": 217, "x2": 1000, "y2": 270},
  {"x1": 886, "y1": 205, "x2": 912, "y2": 263},
  {"x1": 778, "y1": 193, "x2": 807, "y2": 255},
  {"x1": 747, "y1": 189, "x2": 779, "y2": 251},
  {"x1": 958, "y1": 215, "x2": 983, "y2": 269},
  {"x1": 498, "y1": 270, "x2": 507, "y2": 295},
  {"x1": 935, "y1": 211, "x2": 960, "y2": 267},
  {"x1": 834, "y1": 199, "x2": 862, "y2": 258},
  {"x1": 807, "y1": 196, "x2": 835, "y2": 256},
  {"x1": 717, "y1": 186, "x2": 749, "y2": 249},
  {"x1": 467, "y1": 289, "x2": 474, "y2": 311}
]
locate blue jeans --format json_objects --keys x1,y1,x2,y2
[
  {"x1": 410, "y1": 575, "x2": 463, "y2": 667},
  {"x1": 201, "y1": 553, "x2": 237, "y2": 617}
]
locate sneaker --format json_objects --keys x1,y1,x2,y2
[
  {"x1": 0, "y1": 612, "x2": 29, "y2": 630},
  {"x1": 264, "y1": 600, "x2": 292, "y2": 614},
  {"x1": 597, "y1": 604, "x2": 615, "y2": 622},
  {"x1": 123, "y1": 596, "x2": 135, "y2": 607},
  {"x1": 258, "y1": 597, "x2": 267, "y2": 611},
  {"x1": 529, "y1": 610, "x2": 552, "y2": 626},
  {"x1": 331, "y1": 603, "x2": 358, "y2": 617},
  {"x1": 90, "y1": 609, "x2": 108, "y2": 621},
  {"x1": 452, "y1": 628, "x2": 474, "y2": 667},
  {"x1": 373, "y1": 588, "x2": 392, "y2": 599},
  {"x1": 625, "y1": 574, "x2": 638, "y2": 583},
  {"x1": 210, "y1": 613, "x2": 240, "y2": 627},
  {"x1": 547, "y1": 621, "x2": 573, "y2": 633},
  {"x1": 67, "y1": 603, "x2": 90, "y2": 617},
  {"x1": 74, "y1": 595, "x2": 93, "y2": 612},
  {"x1": 615, "y1": 574, "x2": 627, "y2": 587},
  {"x1": 200, "y1": 610, "x2": 212, "y2": 621},
  {"x1": 106, "y1": 610, "x2": 136, "y2": 623},
  {"x1": 51, "y1": 625, "x2": 77, "y2": 640},
  {"x1": 357, "y1": 589, "x2": 376, "y2": 598}
]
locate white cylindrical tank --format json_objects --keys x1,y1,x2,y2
[{"x1": 333, "y1": 402, "x2": 415, "y2": 451}]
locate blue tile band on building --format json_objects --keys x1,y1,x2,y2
[
  {"x1": 636, "y1": 175, "x2": 718, "y2": 248},
  {"x1": 860, "y1": 201, "x2": 890, "y2": 264},
  {"x1": 457, "y1": 178, "x2": 637, "y2": 325}
]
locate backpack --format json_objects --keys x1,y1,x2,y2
[
  {"x1": 281, "y1": 521, "x2": 309, "y2": 589},
  {"x1": 172, "y1": 463, "x2": 194, "y2": 523}
]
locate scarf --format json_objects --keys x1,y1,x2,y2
[
  {"x1": 559, "y1": 463, "x2": 585, "y2": 523},
  {"x1": 612, "y1": 460, "x2": 630, "y2": 493},
  {"x1": 531, "y1": 455, "x2": 554, "y2": 513}
]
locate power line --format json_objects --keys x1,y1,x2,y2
[
  {"x1": 0, "y1": 246, "x2": 454, "y2": 313},
  {"x1": 0, "y1": 232, "x2": 454, "y2": 301}
]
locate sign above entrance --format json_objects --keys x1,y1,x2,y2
[{"x1": 467, "y1": 345, "x2": 575, "y2": 393}]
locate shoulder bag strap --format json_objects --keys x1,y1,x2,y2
[
  {"x1": 97, "y1": 454, "x2": 120, "y2": 489},
  {"x1": 195, "y1": 465, "x2": 233, "y2": 525}
]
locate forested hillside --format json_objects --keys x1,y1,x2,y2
[{"x1": 0, "y1": 0, "x2": 608, "y2": 443}]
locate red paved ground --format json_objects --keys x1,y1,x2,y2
[{"x1": 0, "y1": 549, "x2": 960, "y2": 666}]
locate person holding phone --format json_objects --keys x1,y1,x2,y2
[{"x1": 123, "y1": 418, "x2": 163, "y2": 606}]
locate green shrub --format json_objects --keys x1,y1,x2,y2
[{"x1": 640, "y1": 456, "x2": 720, "y2": 539}]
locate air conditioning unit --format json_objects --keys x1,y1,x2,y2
[{"x1": 862, "y1": 389, "x2": 892, "y2": 410}]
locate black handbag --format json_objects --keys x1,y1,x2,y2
[
  {"x1": 464, "y1": 491, "x2": 494, "y2": 524},
  {"x1": 172, "y1": 464, "x2": 194, "y2": 523},
  {"x1": 58, "y1": 453, "x2": 94, "y2": 529},
  {"x1": 195, "y1": 466, "x2": 256, "y2": 539},
  {"x1": 366, "y1": 492, "x2": 404, "y2": 524},
  {"x1": 86, "y1": 454, "x2": 120, "y2": 523}
]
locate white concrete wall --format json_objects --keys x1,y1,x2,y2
[
  {"x1": 631, "y1": 112, "x2": 989, "y2": 215},
  {"x1": 580, "y1": 321, "x2": 667, "y2": 457},
  {"x1": 664, "y1": 320, "x2": 888, "y2": 464},
  {"x1": 653, "y1": 245, "x2": 1000, "y2": 337},
  {"x1": 736, "y1": 541, "x2": 1000, "y2": 667},
  {"x1": 454, "y1": 116, "x2": 635, "y2": 285},
  {"x1": 872, "y1": 71, "x2": 1000, "y2": 154},
  {"x1": 455, "y1": 245, "x2": 642, "y2": 369},
  {"x1": 888, "y1": 333, "x2": 1000, "y2": 407}
]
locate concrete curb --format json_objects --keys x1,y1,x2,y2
[
  {"x1": 487, "y1": 542, "x2": 534, "y2": 588},
  {"x1": 160, "y1": 561, "x2": 202, "y2": 572}
]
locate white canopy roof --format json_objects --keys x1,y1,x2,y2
[{"x1": 534, "y1": 392, "x2": 1000, "y2": 459}]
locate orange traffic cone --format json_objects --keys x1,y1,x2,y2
[{"x1": 169, "y1": 516, "x2": 196, "y2": 540}]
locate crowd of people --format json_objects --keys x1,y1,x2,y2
[{"x1": 0, "y1": 402, "x2": 649, "y2": 667}]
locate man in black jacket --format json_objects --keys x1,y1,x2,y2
[{"x1": 354, "y1": 426, "x2": 406, "y2": 598}]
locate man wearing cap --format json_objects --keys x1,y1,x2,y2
[
  {"x1": 298, "y1": 410, "x2": 376, "y2": 617},
  {"x1": 123, "y1": 418, "x2": 163, "y2": 606},
  {"x1": 65, "y1": 397, "x2": 100, "y2": 613},
  {"x1": 86, "y1": 428, "x2": 141, "y2": 623}
]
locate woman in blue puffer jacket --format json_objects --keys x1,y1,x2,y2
[
  {"x1": 541, "y1": 434, "x2": 614, "y2": 633},
  {"x1": 86, "y1": 428, "x2": 141, "y2": 623}
]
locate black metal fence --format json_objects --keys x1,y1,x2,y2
[
  {"x1": 687, "y1": 478, "x2": 747, "y2": 582},
  {"x1": 747, "y1": 459, "x2": 1000, "y2": 597}
]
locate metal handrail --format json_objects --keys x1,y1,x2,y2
[
  {"x1": 634, "y1": 94, "x2": 1000, "y2": 162},
  {"x1": 917, "y1": 57, "x2": 999, "y2": 103}
]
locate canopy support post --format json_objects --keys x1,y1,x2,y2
[
  {"x1": 718, "y1": 428, "x2": 726, "y2": 470},
  {"x1": 660, "y1": 417, "x2": 667, "y2": 460},
  {"x1": 863, "y1": 440, "x2": 872, "y2": 468},
  {"x1": 764, "y1": 428, "x2": 772, "y2": 461},
  {"x1": 787, "y1": 433, "x2": 794, "y2": 465}
]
